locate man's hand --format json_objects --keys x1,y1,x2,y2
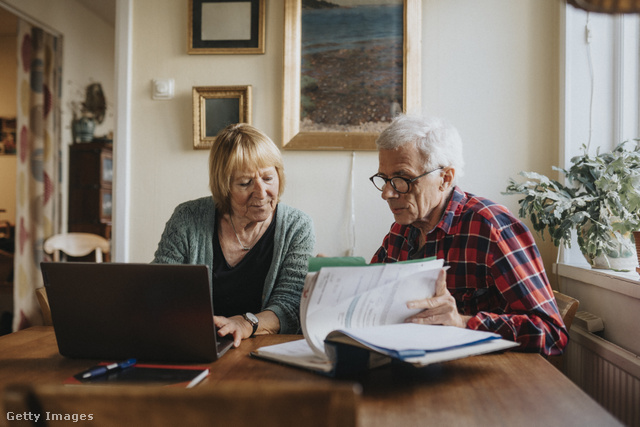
[{"x1": 405, "y1": 268, "x2": 471, "y2": 328}]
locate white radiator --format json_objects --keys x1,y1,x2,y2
[{"x1": 564, "y1": 325, "x2": 640, "y2": 427}]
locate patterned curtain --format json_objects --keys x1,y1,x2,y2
[{"x1": 13, "y1": 20, "x2": 62, "y2": 330}]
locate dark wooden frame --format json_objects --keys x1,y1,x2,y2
[{"x1": 188, "y1": 0, "x2": 265, "y2": 54}]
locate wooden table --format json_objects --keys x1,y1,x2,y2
[{"x1": 0, "y1": 327, "x2": 622, "y2": 427}]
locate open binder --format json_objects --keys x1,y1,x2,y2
[{"x1": 252, "y1": 257, "x2": 518, "y2": 376}]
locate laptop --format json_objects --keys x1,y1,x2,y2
[{"x1": 40, "y1": 262, "x2": 233, "y2": 363}]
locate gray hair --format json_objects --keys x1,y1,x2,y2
[{"x1": 375, "y1": 114, "x2": 465, "y2": 182}]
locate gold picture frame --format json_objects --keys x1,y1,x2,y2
[
  {"x1": 192, "y1": 86, "x2": 252, "y2": 150},
  {"x1": 282, "y1": 0, "x2": 421, "y2": 151},
  {"x1": 188, "y1": 0, "x2": 265, "y2": 54}
]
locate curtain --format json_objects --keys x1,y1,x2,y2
[{"x1": 13, "y1": 20, "x2": 62, "y2": 331}]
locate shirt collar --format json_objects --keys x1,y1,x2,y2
[
  {"x1": 439, "y1": 186, "x2": 466, "y2": 234},
  {"x1": 408, "y1": 185, "x2": 466, "y2": 237}
]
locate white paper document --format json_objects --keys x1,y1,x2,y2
[
  {"x1": 301, "y1": 259, "x2": 445, "y2": 358},
  {"x1": 253, "y1": 258, "x2": 519, "y2": 373}
]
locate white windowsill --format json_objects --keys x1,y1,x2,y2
[{"x1": 555, "y1": 262, "x2": 640, "y2": 300}]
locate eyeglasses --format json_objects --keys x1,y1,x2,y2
[{"x1": 369, "y1": 167, "x2": 443, "y2": 194}]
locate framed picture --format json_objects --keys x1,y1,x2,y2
[
  {"x1": 0, "y1": 118, "x2": 17, "y2": 155},
  {"x1": 188, "y1": 0, "x2": 265, "y2": 54},
  {"x1": 282, "y1": 0, "x2": 421, "y2": 151},
  {"x1": 192, "y1": 85, "x2": 252, "y2": 150}
]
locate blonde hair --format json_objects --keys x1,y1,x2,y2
[{"x1": 209, "y1": 123, "x2": 285, "y2": 214}]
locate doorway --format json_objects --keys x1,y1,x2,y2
[
  {"x1": 0, "y1": 6, "x2": 17, "y2": 335},
  {"x1": 0, "y1": 0, "x2": 117, "y2": 332}
]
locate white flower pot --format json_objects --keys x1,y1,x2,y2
[
  {"x1": 584, "y1": 234, "x2": 638, "y2": 271},
  {"x1": 589, "y1": 252, "x2": 638, "y2": 271}
]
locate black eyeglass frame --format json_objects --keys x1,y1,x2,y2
[{"x1": 369, "y1": 167, "x2": 444, "y2": 194}]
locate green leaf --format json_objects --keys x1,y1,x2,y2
[{"x1": 503, "y1": 139, "x2": 640, "y2": 257}]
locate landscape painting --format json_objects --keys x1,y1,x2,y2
[{"x1": 300, "y1": 0, "x2": 403, "y2": 133}]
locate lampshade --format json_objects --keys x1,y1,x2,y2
[{"x1": 568, "y1": 0, "x2": 640, "y2": 13}]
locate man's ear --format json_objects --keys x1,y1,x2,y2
[{"x1": 440, "y1": 167, "x2": 455, "y2": 191}]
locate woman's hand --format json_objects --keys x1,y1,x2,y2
[
  {"x1": 214, "y1": 315, "x2": 253, "y2": 348},
  {"x1": 405, "y1": 268, "x2": 471, "y2": 328},
  {"x1": 213, "y1": 310, "x2": 281, "y2": 348}
]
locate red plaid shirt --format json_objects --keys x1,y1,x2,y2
[{"x1": 371, "y1": 186, "x2": 568, "y2": 356}]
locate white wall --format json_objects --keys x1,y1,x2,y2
[
  {"x1": 419, "y1": 0, "x2": 560, "y2": 276},
  {"x1": 0, "y1": 34, "x2": 17, "y2": 117},
  {"x1": 126, "y1": 0, "x2": 561, "y2": 274}
]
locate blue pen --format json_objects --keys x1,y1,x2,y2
[{"x1": 81, "y1": 358, "x2": 137, "y2": 379}]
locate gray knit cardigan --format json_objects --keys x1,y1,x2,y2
[{"x1": 152, "y1": 197, "x2": 315, "y2": 334}]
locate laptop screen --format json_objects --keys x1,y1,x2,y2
[{"x1": 41, "y1": 262, "x2": 231, "y2": 363}]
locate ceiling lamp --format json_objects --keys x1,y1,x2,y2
[{"x1": 567, "y1": 0, "x2": 640, "y2": 13}]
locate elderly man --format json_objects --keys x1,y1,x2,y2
[{"x1": 369, "y1": 114, "x2": 568, "y2": 356}]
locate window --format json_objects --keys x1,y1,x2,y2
[{"x1": 561, "y1": 7, "x2": 640, "y2": 268}]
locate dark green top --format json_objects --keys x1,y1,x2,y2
[{"x1": 152, "y1": 197, "x2": 315, "y2": 334}]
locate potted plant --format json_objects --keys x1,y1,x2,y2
[{"x1": 504, "y1": 140, "x2": 640, "y2": 271}]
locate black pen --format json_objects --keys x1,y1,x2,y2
[{"x1": 81, "y1": 358, "x2": 137, "y2": 379}]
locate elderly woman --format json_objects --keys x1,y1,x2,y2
[
  {"x1": 153, "y1": 123, "x2": 314, "y2": 347},
  {"x1": 369, "y1": 114, "x2": 568, "y2": 356}
]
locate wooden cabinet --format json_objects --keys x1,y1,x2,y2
[{"x1": 68, "y1": 142, "x2": 112, "y2": 240}]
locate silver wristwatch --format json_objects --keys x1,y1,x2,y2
[{"x1": 242, "y1": 312, "x2": 259, "y2": 337}]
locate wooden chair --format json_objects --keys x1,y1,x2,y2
[
  {"x1": 34, "y1": 287, "x2": 52, "y2": 326},
  {"x1": 548, "y1": 290, "x2": 580, "y2": 371},
  {"x1": 4, "y1": 382, "x2": 360, "y2": 427},
  {"x1": 37, "y1": 233, "x2": 110, "y2": 326},
  {"x1": 43, "y1": 232, "x2": 110, "y2": 262}
]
